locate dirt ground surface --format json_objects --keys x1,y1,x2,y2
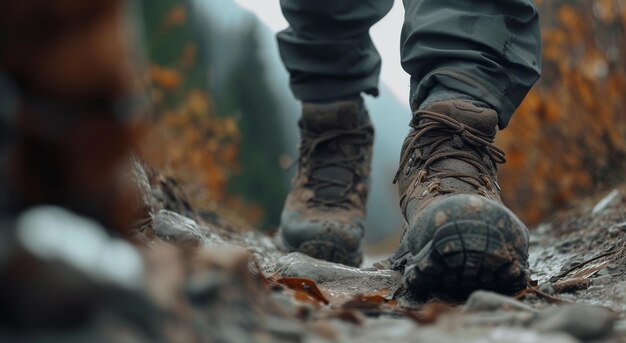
[
  {"x1": 138, "y1": 162, "x2": 626, "y2": 342},
  {"x1": 3, "y1": 163, "x2": 626, "y2": 342}
]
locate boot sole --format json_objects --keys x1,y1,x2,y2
[
  {"x1": 277, "y1": 235, "x2": 363, "y2": 267},
  {"x1": 403, "y1": 220, "x2": 527, "y2": 300}
]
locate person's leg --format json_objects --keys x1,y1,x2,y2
[
  {"x1": 277, "y1": 0, "x2": 393, "y2": 101},
  {"x1": 276, "y1": 0, "x2": 392, "y2": 266},
  {"x1": 390, "y1": 0, "x2": 542, "y2": 298},
  {"x1": 401, "y1": 0, "x2": 541, "y2": 128}
]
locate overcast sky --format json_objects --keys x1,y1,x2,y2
[{"x1": 232, "y1": 0, "x2": 410, "y2": 105}]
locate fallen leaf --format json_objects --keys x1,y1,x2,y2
[{"x1": 276, "y1": 277, "x2": 329, "y2": 305}]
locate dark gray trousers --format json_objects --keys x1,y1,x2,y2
[{"x1": 277, "y1": 0, "x2": 542, "y2": 128}]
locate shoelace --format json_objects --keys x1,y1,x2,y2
[
  {"x1": 393, "y1": 110, "x2": 505, "y2": 194},
  {"x1": 297, "y1": 124, "x2": 373, "y2": 208}
]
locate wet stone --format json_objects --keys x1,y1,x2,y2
[
  {"x1": 275, "y1": 253, "x2": 402, "y2": 296},
  {"x1": 463, "y1": 291, "x2": 537, "y2": 313},
  {"x1": 153, "y1": 210, "x2": 203, "y2": 245},
  {"x1": 532, "y1": 304, "x2": 616, "y2": 340}
]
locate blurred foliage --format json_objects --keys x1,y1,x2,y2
[
  {"x1": 140, "y1": 0, "x2": 264, "y2": 226},
  {"x1": 498, "y1": 0, "x2": 626, "y2": 224}
]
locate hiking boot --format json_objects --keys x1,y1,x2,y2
[
  {"x1": 390, "y1": 100, "x2": 529, "y2": 299},
  {"x1": 277, "y1": 98, "x2": 374, "y2": 267}
]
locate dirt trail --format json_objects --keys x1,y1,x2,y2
[
  {"x1": 3, "y1": 163, "x2": 625, "y2": 342},
  {"x1": 140, "y1": 173, "x2": 626, "y2": 342}
]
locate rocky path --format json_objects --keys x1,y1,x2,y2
[
  {"x1": 3, "y1": 163, "x2": 625, "y2": 342},
  {"x1": 140, "y1": 161, "x2": 626, "y2": 343}
]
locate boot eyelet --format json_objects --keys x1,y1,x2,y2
[
  {"x1": 417, "y1": 170, "x2": 427, "y2": 182},
  {"x1": 420, "y1": 190, "x2": 428, "y2": 198},
  {"x1": 427, "y1": 182, "x2": 439, "y2": 193}
]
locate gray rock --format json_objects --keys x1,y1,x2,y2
[
  {"x1": 15, "y1": 206, "x2": 144, "y2": 290},
  {"x1": 464, "y1": 291, "x2": 538, "y2": 313},
  {"x1": 532, "y1": 304, "x2": 615, "y2": 340},
  {"x1": 153, "y1": 210, "x2": 208, "y2": 246},
  {"x1": 275, "y1": 253, "x2": 402, "y2": 296}
]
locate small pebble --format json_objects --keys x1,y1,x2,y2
[
  {"x1": 153, "y1": 210, "x2": 200, "y2": 239},
  {"x1": 464, "y1": 290, "x2": 537, "y2": 313}
]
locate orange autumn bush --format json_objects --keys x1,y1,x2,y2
[
  {"x1": 498, "y1": 0, "x2": 626, "y2": 224},
  {"x1": 143, "y1": 85, "x2": 264, "y2": 226},
  {"x1": 140, "y1": 1, "x2": 263, "y2": 226}
]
